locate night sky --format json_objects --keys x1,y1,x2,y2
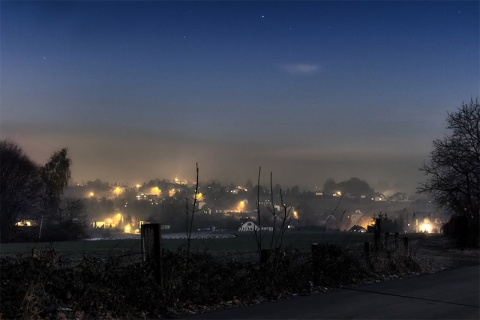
[{"x1": 1, "y1": 1, "x2": 478, "y2": 193}]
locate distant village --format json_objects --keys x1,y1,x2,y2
[{"x1": 34, "y1": 175, "x2": 449, "y2": 238}]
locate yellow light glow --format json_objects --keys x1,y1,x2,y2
[
  {"x1": 293, "y1": 211, "x2": 299, "y2": 220},
  {"x1": 236, "y1": 200, "x2": 245, "y2": 212},
  {"x1": 419, "y1": 218, "x2": 432, "y2": 233},
  {"x1": 113, "y1": 187, "x2": 122, "y2": 195},
  {"x1": 89, "y1": 192, "x2": 95, "y2": 197},
  {"x1": 124, "y1": 224, "x2": 132, "y2": 233},
  {"x1": 136, "y1": 184, "x2": 141, "y2": 188},
  {"x1": 150, "y1": 187, "x2": 161, "y2": 195},
  {"x1": 195, "y1": 192, "x2": 203, "y2": 200},
  {"x1": 419, "y1": 223, "x2": 432, "y2": 233},
  {"x1": 169, "y1": 189, "x2": 176, "y2": 197},
  {"x1": 15, "y1": 220, "x2": 32, "y2": 227},
  {"x1": 116, "y1": 213, "x2": 122, "y2": 221},
  {"x1": 94, "y1": 221, "x2": 105, "y2": 228}
]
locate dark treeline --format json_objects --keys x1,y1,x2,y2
[{"x1": 0, "y1": 139, "x2": 85, "y2": 243}]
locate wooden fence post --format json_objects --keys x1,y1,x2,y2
[
  {"x1": 141, "y1": 223, "x2": 163, "y2": 287},
  {"x1": 260, "y1": 249, "x2": 271, "y2": 264},
  {"x1": 403, "y1": 237, "x2": 409, "y2": 256},
  {"x1": 374, "y1": 218, "x2": 382, "y2": 251},
  {"x1": 385, "y1": 232, "x2": 390, "y2": 251},
  {"x1": 311, "y1": 243, "x2": 320, "y2": 284},
  {"x1": 364, "y1": 241, "x2": 370, "y2": 261},
  {"x1": 394, "y1": 232, "x2": 399, "y2": 252}
]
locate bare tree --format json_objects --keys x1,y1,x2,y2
[
  {"x1": 0, "y1": 140, "x2": 43, "y2": 243},
  {"x1": 41, "y1": 148, "x2": 71, "y2": 211},
  {"x1": 272, "y1": 190, "x2": 293, "y2": 254},
  {"x1": 252, "y1": 168, "x2": 293, "y2": 264},
  {"x1": 418, "y1": 99, "x2": 480, "y2": 215},
  {"x1": 252, "y1": 166, "x2": 265, "y2": 262},
  {"x1": 185, "y1": 162, "x2": 200, "y2": 261}
]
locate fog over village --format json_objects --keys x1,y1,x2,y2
[{"x1": 64, "y1": 174, "x2": 441, "y2": 237}]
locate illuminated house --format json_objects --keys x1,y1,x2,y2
[{"x1": 15, "y1": 220, "x2": 34, "y2": 227}]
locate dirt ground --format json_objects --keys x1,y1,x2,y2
[{"x1": 409, "y1": 234, "x2": 479, "y2": 272}]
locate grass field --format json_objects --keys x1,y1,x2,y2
[{"x1": 0, "y1": 230, "x2": 375, "y2": 259}]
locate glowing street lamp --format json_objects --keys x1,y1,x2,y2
[
  {"x1": 293, "y1": 211, "x2": 299, "y2": 220},
  {"x1": 113, "y1": 187, "x2": 122, "y2": 196},
  {"x1": 237, "y1": 200, "x2": 246, "y2": 212}
]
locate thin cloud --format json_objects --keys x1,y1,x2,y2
[{"x1": 282, "y1": 63, "x2": 320, "y2": 75}]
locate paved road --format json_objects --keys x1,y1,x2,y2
[{"x1": 185, "y1": 265, "x2": 479, "y2": 319}]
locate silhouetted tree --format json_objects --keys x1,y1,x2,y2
[
  {"x1": 339, "y1": 177, "x2": 374, "y2": 196},
  {"x1": 41, "y1": 148, "x2": 71, "y2": 220},
  {"x1": 0, "y1": 140, "x2": 43, "y2": 243},
  {"x1": 43, "y1": 198, "x2": 88, "y2": 241},
  {"x1": 39, "y1": 148, "x2": 72, "y2": 238},
  {"x1": 418, "y1": 99, "x2": 480, "y2": 216},
  {"x1": 86, "y1": 179, "x2": 111, "y2": 192},
  {"x1": 290, "y1": 185, "x2": 300, "y2": 197},
  {"x1": 323, "y1": 177, "x2": 373, "y2": 196},
  {"x1": 323, "y1": 178, "x2": 337, "y2": 196},
  {"x1": 245, "y1": 179, "x2": 254, "y2": 191}
]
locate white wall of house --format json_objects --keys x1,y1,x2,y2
[
  {"x1": 238, "y1": 221, "x2": 259, "y2": 231},
  {"x1": 238, "y1": 221, "x2": 273, "y2": 232}
]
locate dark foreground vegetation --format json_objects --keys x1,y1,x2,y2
[{"x1": 1, "y1": 243, "x2": 424, "y2": 319}]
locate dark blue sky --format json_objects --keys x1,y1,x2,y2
[{"x1": 1, "y1": 1, "x2": 478, "y2": 193}]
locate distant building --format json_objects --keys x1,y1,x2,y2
[
  {"x1": 238, "y1": 221, "x2": 273, "y2": 232},
  {"x1": 370, "y1": 192, "x2": 387, "y2": 201},
  {"x1": 238, "y1": 221, "x2": 259, "y2": 231}
]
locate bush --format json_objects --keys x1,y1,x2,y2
[
  {"x1": 442, "y1": 215, "x2": 480, "y2": 248},
  {"x1": 0, "y1": 244, "x2": 426, "y2": 319}
]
